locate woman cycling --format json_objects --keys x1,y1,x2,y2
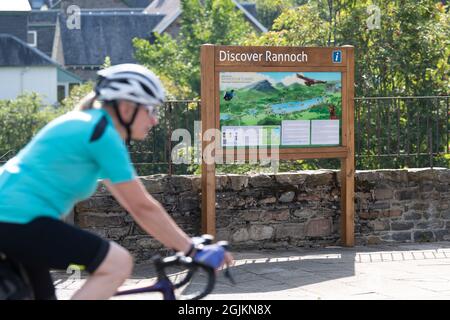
[{"x1": 0, "y1": 64, "x2": 232, "y2": 300}]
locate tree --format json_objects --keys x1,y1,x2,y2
[
  {"x1": 251, "y1": 0, "x2": 308, "y2": 30},
  {"x1": 133, "y1": 0, "x2": 255, "y2": 99},
  {"x1": 61, "y1": 81, "x2": 94, "y2": 110},
  {"x1": 245, "y1": 0, "x2": 449, "y2": 170},
  {"x1": 0, "y1": 94, "x2": 71, "y2": 160},
  {"x1": 247, "y1": 0, "x2": 449, "y2": 97}
]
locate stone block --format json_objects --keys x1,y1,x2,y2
[
  {"x1": 378, "y1": 170, "x2": 408, "y2": 184},
  {"x1": 272, "y1": 210, "x2": 290, "y2": 221},
  {"x1": 358, "y1": 211, "x2": 379, "y2": 220},
  {"x1": 274, "y1": 173, "x2": 307, "y2": 186},
  {"x1": 76, "y1": 213, "x2": 124, "y2": 228},
  {"x1": 249, "y1": 174, "x2": 274, "y2": 188},
  {"x1": 137, "y1": 237, "x2": 162, "y2": 249},
  {"x1": 395, "y1": 189, "x2": 419, "y2": 201},
  {"x1": 297, "y1": 193, "x2": 321, "y2": 201},
  {"x1": 215, "y1": 228, "x2": 231, "y2": 242},
  {"x1": 293, "y1": 208, "x2": 315, "y2": 219},
  {"x1": 141, "y1": 177, "x2": 165, "y2": 194},
  {"x1": 305, "y1": 170, "x2": 335, "y2": 187},
  {"x1": 374, "y1": 188, "x2": 393, "y2": 200},
  {"x1": 434, "y1": 229, "x2": 449, "y2": 241},
  {"x1": 380, "y1": 209, "x2": 402, "y2": 218},
  {"x1": 279, "y1": 191, "x2": 295, "y2": 203},
  {"x1": 436, "y1": 169, "x2": 450, "y2": 182},
  {"x1": 178, "y1": 197, "x2": 199, "y2": 211},
  {"x1": 227, "y1": 174, "x2": 248, "y2": 191},
  {"x1": 107, "y1": 226, "x2": 131, "y2": 240},
  {"x1": 419, "y1": 183, "x2": 434, "y2": 193},
  {"x1": 240, "y1": 210, "x2": 260, "y2": 222},
  {"x1": 170, "y1": 175, "x2": 193, "y2": 192},
  {"x1": 366, "y1": 236, "x2": 382, "y2": 245},
  {"x1": 369, "y1": 220, "x2": 389, "y2": 231},
  {"x1": 408, "y1": 168, "x2": 437, "y2": 182},
  {"x1": 390, "y1": 221, "x2": 414, "y2": 231},
  {"x1": 232, "y1": 228, "x2": 249, "y2": 242},
  {"x1": 412, "y1": 202, "x2": 430, "y2": 211},
  {"x1": 368, "y1": 202, "x2": 391, "y2": 210},
  {"x1": 441, "y1": 210, "x2": 450, "y2": 219},
  {"x1": 191, "y1": 176, "x2": 201, "y2": 193},
  {"x1": 391, "y1": 232, "x2": 411, "y2": 242},
  {"x1": 413, "y1": 231, "x2": 434, "y2": 242},
  {"x1": 249, "y1": 225, "x2": 274, "y2": 241},
  {"x1": 275, "y1": 223, "x2": 305, "y2": 240},
  {"x1": 416, "y1": 220, "x2": 444, "y2": 230},
  {"x1": 305, "y1": 218, "x2": 332, "y2": 237},
  {"x1": 403, "y1": 211, "x2": 422, "y2": 220},
  {"x1": 260, "y1": 196, "x2": 277, "y2": 205}
]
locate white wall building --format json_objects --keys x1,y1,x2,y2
[
  {"x1": 0, "y1": 66, "x2": 57, "y2": 104},
  {"x1": 0, "y1": 34, "x2": 82, "y2": 105}
]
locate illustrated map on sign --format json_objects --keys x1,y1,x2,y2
[{"x1": 219, "y1": 72, "x2": 342, "y2": 147}]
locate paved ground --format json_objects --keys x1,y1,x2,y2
[{"x1": 54, "y1": 241, "x2": 450, "y2": 300}]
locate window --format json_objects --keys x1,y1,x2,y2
[
  {"x1": 57, "y1": 84, "x2": 66, "y2": 103},
  {"x1": 27, "y1": 31, "x2": 37, "y2": 47}
]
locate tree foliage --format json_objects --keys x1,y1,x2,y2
[
  {"x1": 244, "y1": 0, "x2": 450, "y2": 170},
  {"x1": 133, "y1": 0, "x2": 255, "y2": 99},
  {"x1": 0, "y1": 94, "x2": 71, "y2": 161},
  {"x1": 247, "y1": 0, "x2": 449, "y2": 97}
]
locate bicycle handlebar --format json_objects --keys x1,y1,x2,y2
[
  {"x1": 115, "y1": 235, "x2": 234, "y2": 300},
  {"x1": 155, "y1": 238, "x2": 234, "y2": 300}
]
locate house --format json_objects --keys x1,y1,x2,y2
[
  {"x1": 54, "y1": 9, "x2": 165, "y2": 80},
  {"x1": 0, "y1": 0, "x2": 31, "y2": 43},
  {"x1": 0, "y1": 1, "x2": 82, "y2": 105},
  {"x1": 0, "y1": 34, "x2": 82, "y2": 105},
  {"x1": 28, "y1": 0, "x2": 152, "y2": 10},
  {"x1": 22, "y1": 0, "x2": 266, "y2": 81}
]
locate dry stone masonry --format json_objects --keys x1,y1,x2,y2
[{"x1": 75, "y1": 168, "x2": 450, "y2": 262}]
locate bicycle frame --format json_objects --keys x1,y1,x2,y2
[
  {"x1": 114, "y1": 276, "x2": 176, "y2": 300},
  {"x1": 113, "y1": 253, "x2": 215, "y2": 300}
]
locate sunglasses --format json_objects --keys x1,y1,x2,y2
[{"x1": 143, "y1": 105, "x2": 160, "y2": 119}]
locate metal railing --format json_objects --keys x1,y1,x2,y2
[
  {"x1": 1, "y1": 96, "x2": 449, "y2": 173},
  {"x1": 354, "y1": 96, "x2": 449, "y2": 169}
]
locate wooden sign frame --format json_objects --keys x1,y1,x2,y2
[{"x1": 201, "y1": 45, "x2": 355, "y2": 246}]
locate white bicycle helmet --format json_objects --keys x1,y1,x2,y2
[
  {"x1": 95, "y1": 63, "x2": 165, "y2": 106},
  {"x1": 93, "y1": 64, "x2": 166, "y2": 145}
]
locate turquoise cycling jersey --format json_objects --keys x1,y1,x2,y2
[{"x1": 0, "y1": 108, "x2": 136, "y2": 224}]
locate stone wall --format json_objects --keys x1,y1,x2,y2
[{"x1": 74, "y1": 168, "x2": 450, "y2": 262}]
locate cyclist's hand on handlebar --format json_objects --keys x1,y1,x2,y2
[
  {"x1": 193, "y1": 244, "x2": 226, "y2": 269},
  {"x1": 187, "y1": 235, "x2": 234, "y2": 271}
]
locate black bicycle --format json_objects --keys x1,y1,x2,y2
[{"x1": 0, "y1": 235, "x2": 234, "y2": 300}]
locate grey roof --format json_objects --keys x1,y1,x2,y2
[
  {"x1": 144, "y1": 0, "x2": 181, "y2": 34},
  {"x1": 123, "y1": 0, "x2": 152, "y2": 7},
  {"x1": 59, "y1": 11, "x2": 164, "y2": 66},
  {"x1": 240, "y1": 3, "x2": 257, "y2": 19},
  {"x1": 144, "y1": 0, "x2": 267, "y2": 34},
  {"x1": 28, "y1": 9, "x2": 59, "y2": 25},
  {"x1": 231, "y1": 0, "x2": 267, "y2": 33},
  {"x1": 28, "y1": 10, "x2": 59, "y2": 58},
  {"x1": 0, "y1": 33, "x2": 57, "y2": 66}
]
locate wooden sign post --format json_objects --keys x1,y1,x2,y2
[{"x1": 200, "y1": 45, "x2": 355, "y2": 246}]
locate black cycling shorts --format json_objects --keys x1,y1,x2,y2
[{"x1": 0, "y1": 217, "x2": 110, "y2": 300}]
